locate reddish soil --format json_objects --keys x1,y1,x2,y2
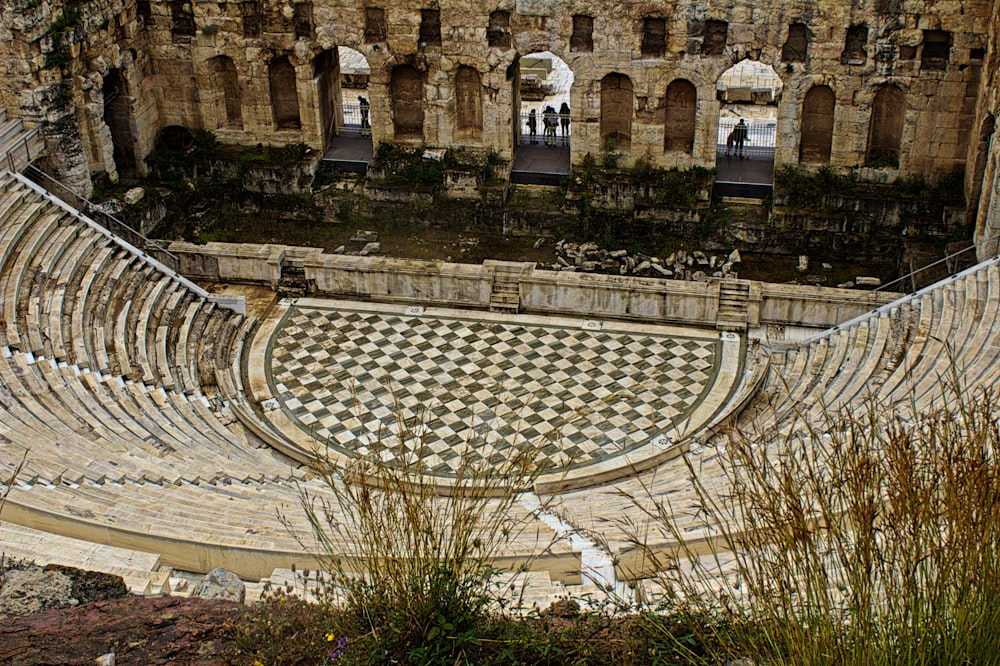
[{"x1": 0, "y1": 596, "x2": 240, "y2": 666}]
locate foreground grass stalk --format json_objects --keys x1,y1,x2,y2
[{"x1": 623, "y1": 379, "x2": 1000, "y2": 665}]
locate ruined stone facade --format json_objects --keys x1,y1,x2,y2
[{"x1": 0, "y1": 0, "x2": 996, "y2": 214}]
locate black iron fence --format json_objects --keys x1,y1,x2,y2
[
  {"x1": 519, "y1": 110, "x2": 571, "y2": 147},
  {"x1": 717, "y1": 118, "x2": 776, "y2": 159}
]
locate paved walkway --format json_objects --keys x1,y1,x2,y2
[{"x1": 248, "y1": 299, "x2": 744, "y2": 487}]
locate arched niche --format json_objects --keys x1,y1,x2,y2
[
  {"x1": 800, "y1": 85, "x2": 835, "y2": 164},
  {"x1": 269, "y1": 56, "x2": 301, "y2": 130},
  {"x1": 210, "y1": 55, "x2": 242, "y2": 128},
  {"x1": 663, "y1": 79, "x2": 696, "y2": 154},
  {"x1": 102, "y1": 69, "x2": 137, "y2": 174},
  {"x1": 600, "y1": 73, "x2": 632, "y2": 150},
  {"x1": 391, "y1": 65, "x2": 424, "y2": 140},
  {"x1": 866, "y1": 85, "x2": 904, "y2": 167},
  {"x1": 455, "y1": 66, "x2": 483, "y2": 140}
]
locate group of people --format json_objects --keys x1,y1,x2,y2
[{"x1": 526, "y1": 102, "x2": 570, "y2": 146}]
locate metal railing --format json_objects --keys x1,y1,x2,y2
[
  {"x1": 716, "y1": 118, "x2": 776, "y2": 159},
  {"x1": 337, "y1": 101, "x2": 371, "y2": 136},
  {"x1": 802, "y1": 235, "x2": 1000, "y2": 346},
  {"x1": 519, "y1": 110, "x2": 571, "y2": 147}
]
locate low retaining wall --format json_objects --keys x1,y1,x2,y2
[{"x1": 162, "y1": 241, "x2": 900, "y2": 330}]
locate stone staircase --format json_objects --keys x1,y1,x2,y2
[
  {"x1": 0, "y1": 109, "x2": 44, "y2": 171},
  {"x1": 489, "y1": 261, "x2": 523, "y2": 312},
  {"x1": 716, "y1": 278, "x2": 749, "y2": 330}
]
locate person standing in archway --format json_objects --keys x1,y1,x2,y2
[
  {"x1": 559, "y1": 102, "x2": 571, "y2": 143},
  {"x1": 527, "y1": 108, "x2": 538, "y2": 144},
  {"x1": 358, "y1": 96, "x2": 370, "y2": 130},
  {"x1": 733, "y1": 118, "x2": 749, "y2": 158}
]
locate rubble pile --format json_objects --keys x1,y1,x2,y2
[{"x1": 547, "y1": 241, "x2": 742, "y2": 281}]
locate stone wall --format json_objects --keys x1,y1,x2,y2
[
  {"x1": 0, "y1": 0, "x2": 994, "y2": 194},
  {"x1": 163, "y1": 240, "x2": 899, "y2": 330}
]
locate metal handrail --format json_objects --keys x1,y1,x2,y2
[
  {"x1": 802, "y1": 242, "x2": 1000, "y2": 346},
  {"x1": 5, "y1": 147, "x2": 181, "y2": 272}
]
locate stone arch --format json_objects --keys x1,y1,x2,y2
[
  {"x1": 600, "y1": 73, "x2": 632, "y2": 150},
  {"x1": 663, "y1": 79, "x2": 696, "y2": 154},
  {"x1": 209, "y1": 55, "x2": 242, "y2": 128},
  {"x1": 102, "y1": 69, "x2": 137, "y2": 175},
  {"x1": 517, "y1": 50, "x2": 574, "y2": 148},
  {"x1": 866, "y1": 85, "x2": 904, "y2": 167},
  {"x1": 313, "y1": 49, "x2": 338, "y2": 148},
  {"x1": 799, "y1": 85, "x2": 835, "y2": 163},
  {"x1": 455, "y1": 66, "x2": 483, "y2": 140},
  {"x1": 391, "y1": 65, "x2": 424, "y2": 140},
  {"x1": 269, "y1": 56, "x2": 301, "y2": 129}
]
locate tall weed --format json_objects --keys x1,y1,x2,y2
[{"x1": 623, "y1": 380, "x2": 1000, "y2": 665}]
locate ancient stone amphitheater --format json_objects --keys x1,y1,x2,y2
[{"x1": 0, "y1": 99, "x2": 997, "y2": 602}]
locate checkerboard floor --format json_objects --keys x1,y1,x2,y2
[{"x1": 266, "y1": 304, "x2": 723, "y2": 478}]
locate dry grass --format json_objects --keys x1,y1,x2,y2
[{"x1": 621, "y1": 377, "x2": 1000, "y2": 665}]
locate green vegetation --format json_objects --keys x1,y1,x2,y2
[
  {"x1": 775, "y1": 164, "x2": 965, "y2": 212},
  {"x1": 229, "y1": 376, "x2": 1000, "y2": 665}
]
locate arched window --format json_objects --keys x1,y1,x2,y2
[
  {"x1": 600, "y1": 73, "x2": 632, "y2": 150},
  {"x1": 269, "y1": 56, "x2": 301, "y2": 129},
  {"x1": 103, "y1": 69, "x2": 137, "y2": 173},
  {"x1": 866, "y1": 85, "x2": 904, "y2": 166},
  {"x1": 663, "y1": 79, "x2": 696, "y2": 153},
  {"x1": 210, "y1": 56, "x2": 242, "y2": 128},
  {"x1": 455, "y1": 66, "x2": 482, "y2": 139},
  {"x1": 799, "y1": 85, "x2": 834, "y2": 163},
  {"x1": 391, "y1": 65, "x2": 424, "y2": 139}
]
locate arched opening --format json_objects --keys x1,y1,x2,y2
[
  {"x1": 800, "y1": 85, "x2": 835, "y2": 164},
  {"x1": 866, "y1": 85, "x2": 904, "y2": 168},
  {"x1": 269, "y1": 56, "x2": 301, "y2": 129},
  {"x1": 158, "y1": 125, "x2": 195, "y2": 151},
  {"x1": 511, "y1": 51, "x2": 574, "y2": 184},
  {"x1": 715, "y1": 59, "x2": 782, "y2": 197},
  {"x1": 663, "y1": 79, "x2": 696, "y2": 154},
  {"x1": 600, "y1": 73, "x2": 633, "y2": 151},
  {"x1": 391, "y1": 65, "x2": 424, "y2": 140},
  {"x1": 319, "y1": 46, "x2": 373, "y2": 170},
  {"x1": 102, "y1": 69, "x2": 137, "y2": 176},
  {"x1": 210, "y1": 55, "x2": 242, "y2": 128},
  {"x1": 455, "y1": 66, "x2": 483, "y2": 140}
]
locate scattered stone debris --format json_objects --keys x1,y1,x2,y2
[
  {"x1": 549, "y1": 240, "x2": 742, "y2": 281},
  {"x1": 190, "y1": 567, "x2": 245, "y2": 604},
  {"x1": 797, "y1": 255, "x2": 809, "y2": 272},
  {"x1": 122, "y1": 187, "x2": 145, "y2": 206},
  {"x1": 359, "y1": 241, "x2": 381, "y2": 256},
  {"x1": 855, "y1": 276, "x2": 882, "y2": 287},
  {"x1": 349, "y1": 230, "x2": 378, "y2": 243}
]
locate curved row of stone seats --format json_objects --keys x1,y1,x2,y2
[
  {"x1": 0, "y1": 176, "x2": 222, "y2": 400},
  {"x1": 2, "y1": 474, "x2": 575, "y2": 582},
  {"x1": 0, "y1": 522, "x2": 170, "y2": 595},
  {"x1": 543, "y1": 258, "x2": 1000, "y2": 578},
  {"x1": 0, "y1": 347, "x2": 303, "y2": 487}
]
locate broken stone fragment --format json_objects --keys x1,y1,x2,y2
[
  {"x1": 797, "y1": 255, "x2": 809, "y2": 272},
  {"x1": 728, "y1": 249, "x2": 742, "y2": 263},
  {"x1": 693, "y1": 251, "x2": 708, "y2": 265},
  {"x1": 855, "y1": 276, "x2": 881, "y2": 286},
  {"x1": 633, "y1": 260, "x2": 651, "y2": 274},
  {"x1": 359, "y1": 242, "x2": 380, "y2": 256},
  {"x1": 122, "y1": 187, "x2": 144, "y2": 205}
]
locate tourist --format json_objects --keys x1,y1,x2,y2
[
  {"x1": 358, "y1": 96, "x2": 370, "y2": 129},
  {"x1": 733, "y1": 118, "x2": 749, "y2": 158},
  {"x1": 527, "y1": 109, "x2": 538, "y2": 144},
  {"x1": 542, "y1": 106, "x2": 557, "y2": 146},
  {"x1": 559, "y1": 102, "x2": 571, "y2": 141}
]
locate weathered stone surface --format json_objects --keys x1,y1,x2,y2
[
  {"x1": 190, "y1": 567, "x2": 245, "y2": 604},
  {"x1": 0, "y1": 564, "x2": 128, "y2": 619},
  {"x1": 0, "y1": 596, "x2": 240, "y2": 665}
]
